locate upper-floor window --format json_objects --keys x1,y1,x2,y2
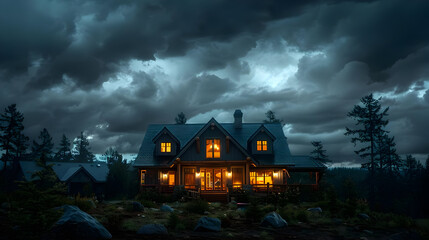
[
  {"x1": 257, "y1": 140, "x2": 267, "y2": 151},
  {"x1": 161, "y1": 142, "x2": 171, "y2": 152},
  {"x1": 206, "y1": 139, "x2": 220, "y2": 158}
]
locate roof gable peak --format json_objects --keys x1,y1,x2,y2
[{"x1": 152, "y1": 126, "x2": 180, "y2": 143}]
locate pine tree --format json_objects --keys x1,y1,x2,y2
[
  {"x1": 310, "y1": 141, "x2": 331, "y2": 164},
  {"x1": 104, "y1": 147, "x2": 122, "y2": 164},
  {"x1": 54, "y1": 134, "x2": 72, "y2": 162},
  {"x1": 32, "y1": 128, "x2": 54, "y2": 161},
  {"x1": 376, "y1": 134, "x2": 401, "y2": 175},
  {"x1": 404, "y1": 155, "x2": 423, "y2": 182},
  {"x1": 73, "y1": 132, "x2": 95, "y2": 162},
  {"x1": 0, "y1": 104, "x2": 29, "y2": 170},
  {"x1": 263, "y1": 110, "x2": 283, "y2": 124},
  {"x1": 345, "y1": 94, "x2": 389, "y2": 205},
  {"x1": 175, "y1": 112, "x2": 187, "y2": 124}
]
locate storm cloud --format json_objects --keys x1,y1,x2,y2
[{"x1": 1, "y1": 0, "x2": 428, "y2": 163}]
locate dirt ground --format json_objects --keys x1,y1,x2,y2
[{"x1": 92, "y1": 201, "x2": 425, "y2": 240}]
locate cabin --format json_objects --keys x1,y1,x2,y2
[
  {"x1": 134, "y1": 110, "x2": 326, "y2": 201},
  {"x1": 17, "y1": 161, "x2": 109, "y2": 197}
]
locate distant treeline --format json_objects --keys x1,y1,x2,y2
[{"x1": 322, "y1": 166, "x2": 429, "y2": 217}]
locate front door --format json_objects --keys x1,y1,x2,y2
[{"x1": 200, "y1": 168, "x2": 226, "y2": 191}]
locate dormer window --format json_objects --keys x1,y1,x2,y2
[
  {"x1": 161, "y1": 142, "x2": 171, "y2": 153},
  {"x1": 257, "y1": 140, "x2": 267, "y2": 151},
  {"x1": 206, "y1": 139, "x2": 220, "y2": 158}
]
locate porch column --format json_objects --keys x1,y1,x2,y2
[
  {"x1": 176, "y1": 158, "x2": 181, "y2": 185},
  {"x1": 245, "y1": 157, "x2": 251, "y2": 185}
]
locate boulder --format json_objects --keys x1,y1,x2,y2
[
  {"x1": 160, "y1": 204, "x2": 174, "y2": 212},
  {"x1": 137, "y1": 224, "x2": 168, "y2": 235},
  {"x1": 132, "y1": 201, "x2": 144, "y2": 212},
  {"x1": 194, "y1": 217, "x2": 221, "y2": 232},
  {"x1": 358, "y1": 213, "x2": 370, "y2": 220},
  {"x1": 260, "y1": 212, "x2": 288, "y2": 228},
  {"x1": 307, "y1": 207, "x2": 322, "y2": 213},
  {"x1": 1, "y1": 202, "x2": 11, "y2": 209},
  {"x1": 47, "y1": 205, "x2": 111, "y2": 240},
  {"x1": 387, "y1": 231, "x2": 422, "y2": 240}
]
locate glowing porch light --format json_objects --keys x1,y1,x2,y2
[
  {"x1": 163, "y1": 173, "x2": 168, "y2": 178},
  {"x1": 196, "y1": 172, "x2": 200, "y2": 177},
  {"x1": 273, "y1": 172, "x2": 279, "y2": 178},
  {"x1": 227, "y1": 172, "x2": 232, "y2": 177}
]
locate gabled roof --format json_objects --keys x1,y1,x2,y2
[
  {"x1": 152, "y1": 126, "x2": 180, "y2": 144},
  {"x1": 19, "y1": 161, "x2": 109, "y2": 183},
  {"x1": 172, "y1": 118, "x2": 254, "y2": 165},
  {"x1": 134, "y1": 119, "x2": 301, "y2": 167},
  {"x1": 247, "y1": 124, "x2": 276, "y2": 143}
]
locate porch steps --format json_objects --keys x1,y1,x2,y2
[{"x1": 200, "y1": 192, "x2": 228, "y2": 203}]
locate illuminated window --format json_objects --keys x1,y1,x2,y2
[
  {"x1": 140, "y1": 170, "x2": 146, "y2": 185},
  {"x1": 160, "y1": 171, "x2": 175, "y2": 185},
  {"x1": 257, "y1": 141, "x2": 268, "y2": 151},
  {"x1": 161, "y1": 142, "x2": 171, "y2": 152},
  {"x1": 250, "y1": 171, "x2": 273, "y2": 185},
  {"x1": 206, "y1": 139, "x2": 220, "y2": 158}
]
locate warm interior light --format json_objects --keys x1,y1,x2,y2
[{"x1": 273, "y1": 172, "x2": 279, "y2": 177}]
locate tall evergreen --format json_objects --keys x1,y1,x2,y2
[
  {"x1": 54, "y1": 134, "x2": 72, "y2": 162},
  {"x1": 345, "y1": 94, "x2": 389, "y2": 205},
  {"x1": 310, "y1": 141, "x2": 331, "y2": 164},
  {"x1": 263, "y1": 110, "x2": 283, "y2": 124},
  {"x1": 104, "y1": 147, "x2": 122, "y2": 164},
  {"x1": 175, "y1": 112, "x2": 187, "y2": 124},
  {"x1": 32, "y1": 128, "x2": 54, "y2": 161},
  {"x1": 0, "y1": 104, "x2": 29, "y2": 170},
  {"x1": 73, "y1": 132, "x2": 95, "y2": 162},
  {"x1": 377, "y1": 134, "x2": 401, "y2": 175}
]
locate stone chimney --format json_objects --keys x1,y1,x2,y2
[{"x1": 234, "y1": 109, "x2": 243, "y2": 129}]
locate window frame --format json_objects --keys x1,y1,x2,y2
[
  {"x1": 160, "y1": 142, "x2": 172, "y2": 153},
  {"x1": 257, "y1": 140, "x2": 268, "y2": 151},
  {"x1": 206, "y1": 138, "x2": 221, "y2": 159},
  {"x1": 140, "y1": 170, "x2": 146, "y2": 185}
]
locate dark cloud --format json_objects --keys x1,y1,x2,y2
[{"x1": 0, "y1": 0, "x2": 428, "y2": 163}]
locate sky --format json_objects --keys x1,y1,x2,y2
[{"x1": 1, "y1": 0, "x2": 428, "y2": 164}]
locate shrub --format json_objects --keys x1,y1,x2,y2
[
  {"x1": 184, "y1": 199, "x2": 209, "y2": 214},
  {"x1": 73, "y1": 195, "x2": 95, "y2": 212},
  {"x1": 168, "y1": 212, "x2": 180, "y2": 229},
  {"x1": 220, "y1": 215, "x2": 232, "y2": 228},
  {"x1": 105, "y1": 213, "x2": 124, "y2": 232},
  {"x1": 245, "y1": 204, "x2": 264, "y2": 222},
  {"x1": 136, "y1": 189, "x2": 168, "y2": 203}
]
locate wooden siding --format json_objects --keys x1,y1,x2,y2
[
  {"x1": 155, "y1": 134, "x2": 177, "y2": 156},
  {"x1": 250, "y1": 131, "x2": 273, "y2": 154},
  {"x1": 180, "y1": 125, "x2": 247, "y2": 161}
]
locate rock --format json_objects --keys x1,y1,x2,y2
[
  {"x1": 194, "y1": 217, "x2": 221, "y2": 232},
  {"x1": 230, "y1": 200, "x2": 237, "y2": 205},
  {"x1": 358, "y1": 213, "x2": 370, "y2": 220},
  {"x1": 362, "y1": 230, "x2": 373, "y2": 234},
  {"x1": 47, "y1": 205, "x2": 111, "y2": 240},
  {"x1": 137, "y1": 224, "x2": 168, "y2": 235},
  {"x1": 260, "y1": 212, "x2": 288, "y2": 228},
  {"x1": 160, "y1": 204, "x2": 174, "y2": 212},
  {"x1": 149, "y1": 208, "x2": 159, "y2": 211},
  {"x1": 307, "y1": 207, "x2": 322, "y2": 213},
  {"x1": 132, "y1": 201, "x2": 144, "y2": 211},
  {"x1": 204, "y1": 211, "x2": 210, "y2": 215},
  {"x1": 332, "y1": 218, "x2": 343, "y2": 225}
]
